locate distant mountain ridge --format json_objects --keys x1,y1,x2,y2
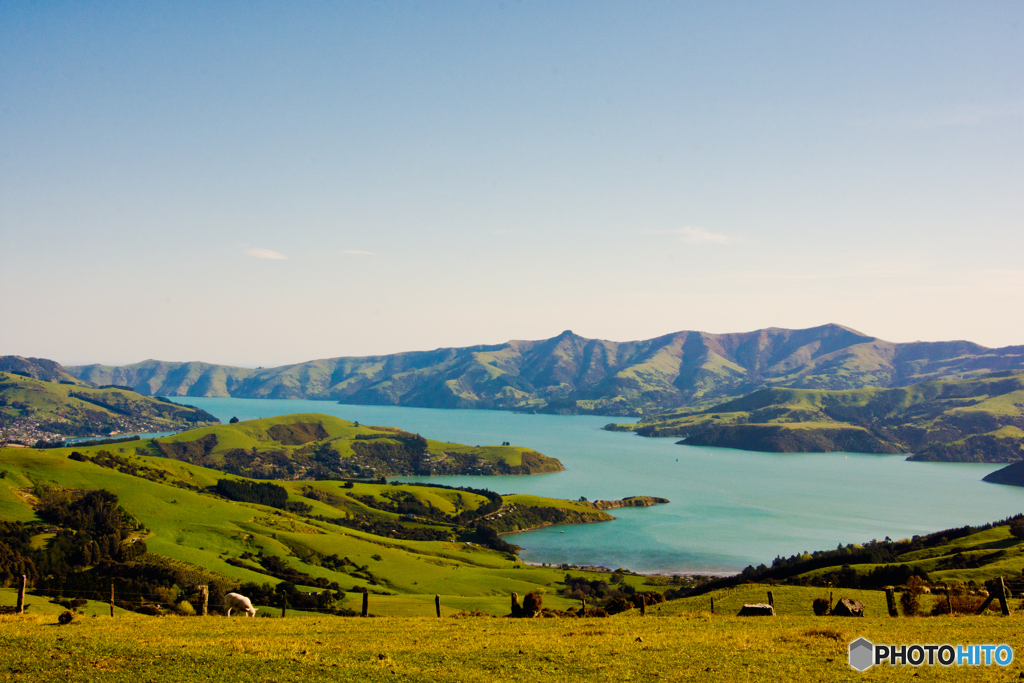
[{"x1": 66, "y1": 324, "x2": 1024, "y2": 416}]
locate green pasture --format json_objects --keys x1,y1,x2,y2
[
  {"x1": 662, "y1": 583, "x2": 891, "y2": 617},
  {"x1": 0, "y1": 445, "x2": 583, "y2": 608},
  {"x1": 2, "y1": 604, "x2": 1023, "y2": 682}
]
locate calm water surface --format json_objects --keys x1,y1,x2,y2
[{"x1": 174, "y1": 397, "x2": 1024, "y2": 574}]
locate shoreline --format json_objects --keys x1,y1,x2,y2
[{"x1": 517, "y1": 559, "x2": 739, "y2": 578}]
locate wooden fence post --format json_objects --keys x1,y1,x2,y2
[
  {"x1": 885, "y1": 587, "x2": 898, "y2": 617},
  {"x1": 435, "y1": 594, "x2": 441, "y2": 618},
  {"x1": 511, "y1": 592, "x2": 520, "y2": 616},
  {"x1": 946, "y1": 587, "x2": 953, "y2": 615},
  {"x1": 997, "y1": 577, "x2": 1010, "y2": 616},
  {"x1": 200, "y1": 585, "x2": 208, "y2": 617},
  {"x1": 16, "y1": 575, "x2": 25, "y2": 615},
  {"x1": 767, "y1": 590, "x2": 774, "y2": 610},
  {"x1": 828, "y1": 591, "x2": 833, "y2": 613},
  {"x1": 710, "y1": 597, "x2": 714, "y2": 614},
  {"x1": 281, "y1": 594, "x2": 287, "y2": 619},
  {"x1": 361, "y1": 591, "x2": 369, "y2": 617},
  {"x1": 109, "y1": 583, "x2": 115, "y2": 617}
]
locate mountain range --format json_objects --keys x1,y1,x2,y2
[{"x1": 63, "y1": 324, "x2": 1024, "y2": 416}]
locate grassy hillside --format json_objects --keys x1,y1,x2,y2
[
  {"x1": 612, "y1": 371, "x2": 1024, "y2": 463},
  {"x1": 67, "y1": 324, "x2": 1024, "y2": 416},
  {"x1": 690, "y1": 516, "x2": 1024, "y2": 598},
  {"x1": 0, "y1": 356, "x2": 86, "y2": 384},
  {"x1": 0, "y1": 371, "x2": 219, "y2": 444},
  {"x1": 0, "y1": 438, "x2": 662, "y2": 619},
  {"x1": 143, "y1": 413, "x2": 563, "y2": 477}
]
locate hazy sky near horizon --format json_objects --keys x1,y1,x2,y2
[{"x1": 2, "y1": 2, "x2": 1022, "y2": 367}]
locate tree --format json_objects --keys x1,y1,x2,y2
[
  {"x1": 229, "y1": 417, "x2": 239, "y2": 424},
  {"x1": 1009, "y1": 520, "x2": 1024, "y2": 540}
]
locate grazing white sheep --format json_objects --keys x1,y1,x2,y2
[{"x1": 224, "y1": 592, "x2": 259, "y2": 617}]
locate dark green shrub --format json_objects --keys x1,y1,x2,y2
[
  {"x1": 899, "y1": 591, "x2": 919, "y2": 616},
  {"x1": 522, "y1": 592, "x2": 542, "y2": 616}
]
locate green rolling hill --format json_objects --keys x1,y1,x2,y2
[
  {"x1": 65, "y1": 324, "x2": 1024, "y2": 416},
  {"x1": 0, "y1": 371, "x2": 219, "y2": 444},
  {"x1": 0, "y1": 434, "x2": 658, "y2": 618},
  {"x1": 140, "y1": 413, "x2": 563, "y2": 477},
  {"x1": 611, "y1": 371, "x2": 1024, "y2": 462},
  {"x1": 1, "y1": 433, "x2": 1020, "y2": 622}
]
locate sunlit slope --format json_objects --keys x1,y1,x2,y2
[
  {"x1": 0, "y1": 444, "x2": 580, "y2": 612},
  {"x1": 0, "y1": 356, "x2": 85, "y2": 385},
  {"x1": 68, "y1": 324, "x2": 1024, "y2": 416},
  {"x1": 0, "y1": 371, "x2": 219, "y2": 439},
  {"x1": 141, "y1": 413, "x2": 562, "y2": 476},
  {"x1": 615, "y1": 371, "x2": 1024, "y2": 462}
]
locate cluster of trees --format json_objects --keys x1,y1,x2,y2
[
  {"x1": 71, "y1": 450, "x2": 168, "y2": 483},
  {"x1": 350, "y1": 491, "x2": 447, "y2": 521},
  {"x1": 221, "y1": 447, "x2": 298, "y2": 479},
  {"x1": 482, "y1": 504, "x2": 604, "y2": 534},
  {"x1": 65, "y1": 435, "x2": 141, "y2": 448},
  {"x1": 214, "y1": 479, "x2": 289, "y2": 509},
  {"x1": 225, "y1": 553, "x2": 330, "y2": 587},
  {"x1": 563, "y1": 574, "x2": 612, "y2": 599},
  {"x1": 470, "y1": 524, "x2": 517, "y2": 554},
  {"x1": 0, "y1": 522, "x2": 36, "y2": 585},
  {"x1": 233, "y1": 580, "x2": 356, "y2": 615},
  {"x1": 811, "y1": 563, "x2": 930, "y2": 590},
  {"x1": 0, "y1": 488, "x2": 156, "y2": 607},
  {"x1": 348, "y1": 432, "x2": 432, "y2": 476},
  {"x1": 449, "y1": 487, "x2": 502, "y2": 524},
  {"x1": 555, "y1": 575, "x2": 667, "y2": 615}
]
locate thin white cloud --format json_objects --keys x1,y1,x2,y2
[
  {"x1": 243, "y1": 247, "x2": 287, "y2": 260},
  {"x1": 645, "y1": 226, "x2": 730, "y2": 244},
  {"x1": 341, "y1": 249, "x2": 374, "y2": 255}
]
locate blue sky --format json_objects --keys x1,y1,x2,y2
[{"x1": 2, "y1": 2, "x2": 1022, "y2": 366}]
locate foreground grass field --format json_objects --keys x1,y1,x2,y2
[{"x1": 1, "y1": 609, "x2": 1022, "y2": 682}]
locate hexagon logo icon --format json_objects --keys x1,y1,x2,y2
[{"x1": 849, "y1": 637, "x2": 874, "y2": 671}]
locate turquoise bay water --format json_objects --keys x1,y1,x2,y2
[{"x1": 174, "y1": 397, "x2": 1024, "y2": 574}]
